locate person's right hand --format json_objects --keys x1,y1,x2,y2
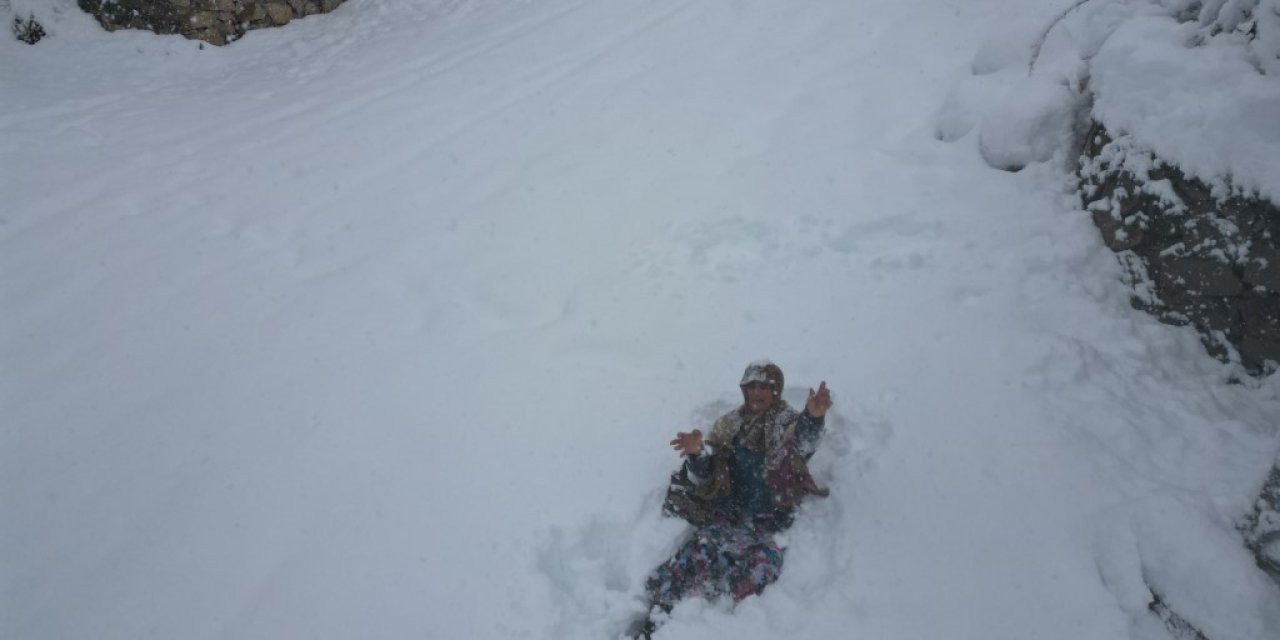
[{"x1": 670, "y1": 429, "x2": 704, "y2": 456}]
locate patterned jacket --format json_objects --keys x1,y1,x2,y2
[{"x1": 680, "y1": 400, "x2": 827, "y2": 528}]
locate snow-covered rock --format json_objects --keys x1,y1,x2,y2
[{"x1": 977, "y1": 76, "x2": 1081, "y2": 171}]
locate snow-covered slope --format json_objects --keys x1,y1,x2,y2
[{"x1": 3, "y1": 1, "x2": 1278, "y2": 638}]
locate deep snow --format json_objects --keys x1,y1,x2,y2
[{"x1": 3, "y1": 1, "x2": 1279, "y2": 639}]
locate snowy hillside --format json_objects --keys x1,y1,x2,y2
[{"x1": 3, "y1": 1, "x2": 1279, "y2": 639}]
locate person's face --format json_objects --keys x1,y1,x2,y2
[{"x1": 741, "y1": 381, "x2": 776, "y2": 415}]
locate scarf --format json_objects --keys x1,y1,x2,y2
[{"x1": 706, "y1": 401, "x2": 799, "y2": 456}]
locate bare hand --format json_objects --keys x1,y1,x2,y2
[
  {"x1": 805, "y1": 381, "x2": 833, "y2": 418},
  {"x1": 670, "y1": 429, "x2": 703, "y2": 456}
]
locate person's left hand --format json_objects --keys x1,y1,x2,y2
[{"x1": 805, "y1": 381, "x2": 832, "y2": 418}]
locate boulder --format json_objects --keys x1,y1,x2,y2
[
  {"x1": 1244, "y1": 462, "x2": 1280, "y2": 578},
  {"x1": 1238, "y1": 337, "x2": 1280, "y2": 371},
  {"x1": 264, "y1": 2, "x2": 293, "y2": 25},
  {"x1": 1243, "y1": 249, "x2": 1280, "y2": 292},
  {"x1": 1079, "y1": 121, "x2": 1280, "y2": 376},
  {"x1": 186, "y1": 11, "x2": 216, "y2": 29},
  {"x1": 78, "y1": 0, "x2": 345, "y2": 45},
  {"x1": 238, "y1": 4, "x2": 267, "y2": 22},
  {"x1": 1155, "y1": 259, "x2": 1245, "y2": 298},
  {"x1": 1091, "y1": 209, "x2": 1145, "y2": 251},
  {"x1": 1239, "y1": 298, "x2": 1280, "y2": 339}
]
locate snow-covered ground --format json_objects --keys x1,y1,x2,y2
[{"x1": 3, "y1": 0, "x2": 1279, "y2": 638}]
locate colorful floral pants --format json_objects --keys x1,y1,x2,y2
[{"x1": 644, "y1": 521, "x2": 784, "y2": 609}]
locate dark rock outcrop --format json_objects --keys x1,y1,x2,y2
[
  {"x1": 1149, "y1": 591, "x2": 1210, "y2": 640},
  {"x1": 1243, "y1": 461, "x2": 1280, "y2": 582},
  {"x1": 78, "y1": 0, "x2": 344, "y2": 46},
  {"x1": 1079, "y1": 122, "x2": 1280, "y2": 375}
]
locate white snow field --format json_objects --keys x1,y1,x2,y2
[{"x1": 4, "y1": 0, "x2": 1280, "y2": 638}]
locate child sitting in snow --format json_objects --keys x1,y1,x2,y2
[{"x1": 629, "y1": 361, "x2": 831, "y2": 638}]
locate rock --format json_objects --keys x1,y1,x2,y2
[
  {"x1": 1243, "y1": 249, "x2": 1280, "y2": 292},
  {"x1": 1260, "y1": 538, "x2": 1280, "y2": 576},
  {"x1": 198, "y1": 28, "x2": 229, "y2": 46},
  {"x1": 1149, "y1": 592, "x2": 1211, "y2": 640},
  {"x1": 979, "y1": 78, "x2": 1080, "y2": 172},
  {"x1": 1155, "y1": 259, "x2": 1244, "y2": 297},
  {"x1": 1244, "y1": 461, "x2": 1280, "y2": 578},
  {"x1": 1091, "y1": 209, "x2": 1144, "y2": 251},
  {"x1": 265, "y1": 2, "x2": 293, "y2": 25},
  {"x1": 1180, "y1": 299, "x2": 1241, "y2": 339},
  {"x1": 238, "y1": 4, "x2": 266, "y2": 22},
  {"x1": 1139, "y1": 208, "x2": 1190, "y2": 243},
  {"x1": 1239, "y1": 298, "x2": 1280, "y2": 338},
  {"x1": 187, "y1": 11, "x2": 216, "y2": 29},
  {"x1": 78, "y1": 0, "x2": 345, "y2": 45},
  {"x1": 1172, "y1": 177, "x2": 1213, "y2": 205},
  {"x1": 1238, "y1": 337, "x2": 1280, "y2": 371},
  {"x1": 1079, "y1": 121, "x2": 1280, "y2": 375}
]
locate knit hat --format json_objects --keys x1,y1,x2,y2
[{"x1": 739, "y1": 361, "x2": 784, "y2": 397}]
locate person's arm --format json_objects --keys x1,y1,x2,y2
[
  {"x1": 794, "y1": 412, "x2": 825, "y2": 459},
  {"x1": 685, "y1": 447, "x2": 714, "y2": 482},
  {"x1": 796, "y1": 381, "x2": 833, "y2": 459}
]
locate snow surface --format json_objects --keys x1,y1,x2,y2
[
  {"x1": 3, "y1": 1, "x2": 1280, "y2": 639},
  {"x1": 1093, "y1": 13, "x2": 1280, "y2": 203}
]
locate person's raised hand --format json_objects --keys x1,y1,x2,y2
[
  {"x1": 806, "y1": 381, "x2": 833, "y2": 418},
  {"x1": 670, "y1": 429, "x2": 704, "y2": 456}
]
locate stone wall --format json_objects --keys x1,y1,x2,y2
[
  {"x1": 1078, "y1": 122, "x2": 1280, "y2": 376},
  {"x1": 78, "y1": 0, "x2": 344, "y2": 46}
]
